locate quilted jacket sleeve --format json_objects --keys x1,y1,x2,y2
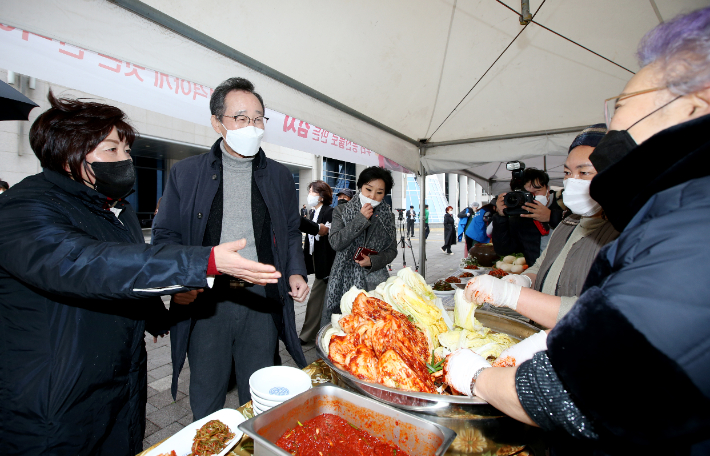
[{"x1": 0, "y1": 195, "x2": 212, "y2": 300}]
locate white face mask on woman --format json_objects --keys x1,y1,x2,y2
[
  {"x1": 563, "y1": 178, "x2": 602, "y2": 216},
  {"x1": 358, "y1": 192, "x2": 381, "y2": 208},
  {"x1": 307, "y1": 194, "x2": 321, "y2": 207},
  {"x1": 220, "y1": 124, "x2": 264, "y2": 157}
]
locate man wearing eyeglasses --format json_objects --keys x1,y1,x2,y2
[{"x1": 152, "y1": 77, "x2": 309, "y2": 418}]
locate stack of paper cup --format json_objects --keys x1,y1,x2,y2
[{"x1": 249, "y1": 366, "x2": 312, "y2": 415}]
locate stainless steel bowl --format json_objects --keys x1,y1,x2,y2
[
  {"x1": 238, "y1": 383, "x2": 456, "y2": 456},
  {"x1": 316, "y1": 310, "x2": 539, "y2": 416}
]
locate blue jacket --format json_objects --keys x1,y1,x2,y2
[
  {"x1": 458, "y1": 208, "x2": 487, "y2": 243},
  {"x1": 0, "y1": 169, "x2": 210, "y2": 455},
  {"x1": 466, "y1": 209, "x2": 488, "y2": 243},
  {"x1": 152, "y1": 139, "x2": 308, "y2": 398},
  {"x1": 538, "y1": 114, "x2": 710, "y2": 454},
  {"x1": 457, "y1": 211, "x2": 468, "y2": 239}
]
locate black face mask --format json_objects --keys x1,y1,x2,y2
[
  {"x1": 338, "y1": 198, "x2": 348, "y2": 205},
  {"x1": 85, "y1": 159, "x2": 136, "y2": 199},
  {"x1": 589, "y1": 130, "x2": 637, "y2": 174},
  {"x1": 591, "y1": 94, "x2": 683, "y2": 173}
]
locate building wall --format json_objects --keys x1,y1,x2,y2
[
  {"x1": 459, "y1": 175, "x2": 468, "y2": 210},
  {"x1": 298, "y1": 168, "x2": 312, "y2": 210},
  {"x1": 447, "y1": 173, "x2": 458, "y2": 213}
]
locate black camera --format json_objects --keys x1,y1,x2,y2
[
  {"x1": 503, "y1": 161, "x2": 534, "y2": 216},
  {"x1": 395, "y1": 208, "x2": 406, "y2": 221}
]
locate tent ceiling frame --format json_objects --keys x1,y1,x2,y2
[
  {"x1": 109, "y1": 0, "x2": 421, "y2": 148},
  {"x1": 422, "y1": 125, "x2": 588, "y2": 149}
]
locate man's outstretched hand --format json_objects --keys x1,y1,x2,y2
[{"x1": 213, "y1": 239, "x2": 281, "y2": 285}]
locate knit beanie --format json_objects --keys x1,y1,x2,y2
[{"x1": 568, "y1": 123, "x2": 607, "y2": 153}]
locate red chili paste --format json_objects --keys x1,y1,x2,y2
[{"x1": 276, "y1": 413, "x2": 411, "y2": 456}]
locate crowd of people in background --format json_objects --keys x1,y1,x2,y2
[{"x1": 1, "y1": 6, "x2": 709, "y2": 455}]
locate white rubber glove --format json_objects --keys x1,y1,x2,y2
[
  {"x1": 464, "y1": 274, "x2": 522, "y2": 310},
  {"x1": 503, "y1": 274, "x2": 532, "y2": 288},
  {"x1": 443, "y1": 349, "x2": 491, "y2": 396},
  {"x1": 492, "y1": 330, "x2": 548, "y2": 367}
]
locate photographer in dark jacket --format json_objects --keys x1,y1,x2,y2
[
  {"x1": 491, "y1": 168, "x2": 562, "y2": 266},
  {"x1": 0, "y1": 92, "x2": 278, "y2": 456},
  {"x1": 299, "y1": 180, "x2": 337, "y2": 344}
]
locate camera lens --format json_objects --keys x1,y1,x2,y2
[{"x1": 505, "y1": 193, "x2": 521, "y2": 207}]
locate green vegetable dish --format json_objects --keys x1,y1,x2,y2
[{"x1": 432, "y1": 280, "x2": 454, "y2": 292}]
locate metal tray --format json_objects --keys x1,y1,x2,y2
[
  {"x1": 316, "y1": 309, "x2": 539, "y2": 415},
  {"x1": 238, "y1": 383, "x2": 456, "y2": 456}
]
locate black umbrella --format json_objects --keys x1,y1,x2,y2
[{"x1": 0, "y1": 79, "x2": 39, "y2": 121}]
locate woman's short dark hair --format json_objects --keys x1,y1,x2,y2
[
  {"x1": 210, "y1": 77, "x2": 265, "y2": 120},
  {"x1": 308, "y1": 180, "x2": 333, "y2": 206},
  {"x1": 356, "y1": 166, "x2": 394, "y2": 194},
  {"x1": 30, "y1": 91, "x2": 136, "y2": 183},
  {"x1": 521, "y1": 168, "x2": 550, "y2": 190}
]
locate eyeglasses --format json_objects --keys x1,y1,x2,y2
[
  {"x1": 223, "y1": 114, "x2": 269, "y2": 129},
  {"x1": 604, "y1": 87, "x2": 665, "y2": 128}
]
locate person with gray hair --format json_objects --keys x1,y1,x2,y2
[{"x1": 445, "y1": 7, "x2": 710, "y2": 454}]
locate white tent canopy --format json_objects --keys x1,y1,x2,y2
[
  {"x1": 422, "y1": 129, "x2": 576, "y2": 195},
  {"x1": 3, "y1": 0, "x2": 707, "y2": 174},
  {"x1": 2, "y1": 0, "x2": 706, "y2": 274}
]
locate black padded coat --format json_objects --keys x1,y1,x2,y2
[{"x1": 0, "y1": 169, "x2": 211, "y2": 455}]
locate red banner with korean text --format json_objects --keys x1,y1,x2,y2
[{"x1": 0, "y1": 24, "x2": 410, "y2": 173}]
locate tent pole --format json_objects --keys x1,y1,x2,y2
[
  {"x1": 543, "y1": 155, "x2": 547, "y2": 172},
  {"x1": 419, "y1": 162, "x2": 427, "y2": 278},
  {"x1": 422, "y1": 125, "x2": 587, "y2": 148}
]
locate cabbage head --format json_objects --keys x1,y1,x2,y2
[
  {"x1": 397, "y1": 267, "x2": 436, "y2": 302},
  {"x1": 340, "y1": 286, "x2": 369, "y2": 315}
]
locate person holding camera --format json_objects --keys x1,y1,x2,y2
[
  {"x1": 492, "y1": 167, "x2": 562, "y2": 266},
  {"x1": 445, "y1": 8, "x2": 710, "y2": 453},
  {"x1": 321, "y1": 167, "x2": 398, "y2": 326},
  {"x1": 465, "y1": 124, "x2": 618, "y2": 328}
]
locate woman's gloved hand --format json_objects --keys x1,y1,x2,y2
[
  {"x1": 443, "y1": 349, "x2": 490, "y2": 396},
  {"x1": 502, "y1": 274, "x2": 532, "y2": 288},
  {"x1": 492, "y1": 330, "x2": 548, "y2": 367},
  {"x1": 464, "y1": 275, "x2": 522, "y2": 310}
]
